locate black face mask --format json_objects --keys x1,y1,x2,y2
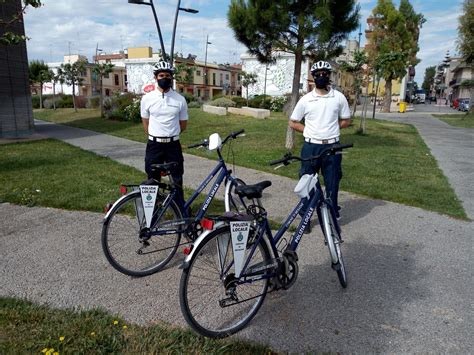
[
  {"x1": 157, "y1": 77, "x2": 173, "y2": 90},
  {"x1": 314, "y1": 76, "x2": 330, "y2": 89}
]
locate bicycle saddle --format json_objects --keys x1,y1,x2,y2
[
  {"x1": 150, "y1": 162, "x2": 178, "y2": 175},
  {"x1": 235, "y1": 180, "x2": 272, "y2": 199}
]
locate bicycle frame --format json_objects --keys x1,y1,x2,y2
[
  {"x1": 144, "y1": 147, "x2": 243, "y2": 237},
  {"x1": 213, "y1": 176, "x2": 341, "y2": 283}
]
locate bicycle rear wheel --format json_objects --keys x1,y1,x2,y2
[
  {"x1": 321, "y1": 204, "x2": 347, "y2": 288},
  {"x1": 101, "y1": 191, "x2": 182, "y2": 277},
  {"x1": 179, "y1": 225, "x2": 270, "y2": 338}
]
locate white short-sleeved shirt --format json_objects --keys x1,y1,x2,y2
[
  {"x1": 140, "y1": 89, "x2": 188, "y2": 137},
  {"x1": 290, "y1": 88, "x2": 351, "y2": 140}
]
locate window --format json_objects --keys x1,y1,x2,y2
[
  {"x1": 220, "y1": 73, "x2": 223, "y2": 84},
  {"x1": 105, "y1": 89, "x2": 110, "y2": 96},
  {"x1": 124, "y1": 74, "x2": 128, "y2": 84},
  {"x1": 114, "y1": 74, "x2": 119, "y2": 86},
  {"x1": 225, "y1": 74, "x2": 229, "y2": 80},
  {"x1": 196, "y1": 70, "x2": 201, "y2": 76},
  {"x1": 213, "y1": 73, "x2": 216, "y2": 86},
  {"x1": 197, "y1": 89, "x2": 201, "y2": 97},
  {"x1": 104, "y1": 73, "x2": 110, "y2": 79}
]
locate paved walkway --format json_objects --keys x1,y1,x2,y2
[{"x1": 1, "y1": 115, "x2": 473, "y2": 353}]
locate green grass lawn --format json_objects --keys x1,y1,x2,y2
[
  {"x1": 433, "y1": 112, "x2": 474, "y2": 128},
  {"x1": 0, "y1": 139, "x2": 225, "y2": 215},
  {"x1": 34, "y1": 108, "x2": 467, "y2": 219},
  {"x1": 0, "y1": 297, "x2": 270, "y2": 354}
]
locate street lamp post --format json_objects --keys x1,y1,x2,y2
[
  {"x1": 170, "y1": 0, "x2": 198, "y2": 64},
  {"x1": 128, "y1": 0, "x2": 167, "y2": 59},
  {"x1": 204, "y1": 35, "x2": 212, "y2": 99},
  {"x1": 263, "y1": 65, "x2": 268, "y2": 97}
]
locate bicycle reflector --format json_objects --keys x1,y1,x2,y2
[
  {"x1": 120, "y1": 185, "x2": 127, "y2": 195},
  {"x1": 200, "y1": 218, "x2": 214, "y2": 230},
  {"x1": 183, "y1": 245, "x2": 193, "y2": 255}
]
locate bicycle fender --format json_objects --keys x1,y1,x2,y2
[
  {"x1": 180, "y1": 221, "x2": 227, "y2": 270},
  {"x1": 102, "y1": 191, "x2": 140, "y2": 223}
]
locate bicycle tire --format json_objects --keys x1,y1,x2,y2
[
  {"x1": 321, "y1": 204, "x2": 347, "y2": 288},
  {"x1": 101, "y1": 191, "x2": 182, "y2": 277},
  {"x1": 179, "y1": 225, "x2": 271, "y2": 338},
  {"x1": 225, "y1": 178, "x2": 248, "y2": 213}
]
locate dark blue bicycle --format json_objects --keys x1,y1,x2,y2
[
  {"x1": 179, "y1": 143, "x2": 353, "y2": 338},
  {"x1": 101, "y1": 130, "x2": 249, "y2": 277}
]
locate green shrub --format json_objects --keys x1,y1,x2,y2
[
  {"x1": 270, "y1": 96, "x2": 287, "y2": 112},
  {"x1": 188, "y1": 101, "x2": 202, "y2": 108},
  {"x1": 210, "y1": 97, "x2": 236, "y2": 108},
  {"x1": 248, "y1": 95, "x2": 271, "y2": 109},
  {"x1": 104, "y1": 92, "x2": 141, "y2": 121},
  {"x1": 124, "y1": 98, "x2": 142, "y2": 123},
  {"x1": 180, "y1": 92, "x2": 195, "y2": 103},
  {"x1": 56, "y1": 95, "x2": 74, "y2": 108},
  {"x1": 229, "y1": 96, "x2": 247, "y2": 108},
  {"x1": 87, "y1": 96, "x2": 100, "y2": 109},
  {"x1": 31, "y1": 95, "x2": 40, "y2": 109}
]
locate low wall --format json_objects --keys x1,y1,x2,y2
[
  {"x1": 203, "y1": 104, "x2": 227, "y2": 116},
  {"x1": 228, "y1": 106, "x2": 270, "y2": 119}
]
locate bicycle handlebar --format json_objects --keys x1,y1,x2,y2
[
  {"x1": 187, "y1": 129, "x2": 245, "y2": 149},
  {"x1": 269, "y1": 143, "x2": 353, "y2": 166}
]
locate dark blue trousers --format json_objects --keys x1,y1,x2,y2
[
  {"x1": 300, "y1": 141, "x2": 343, "y2": 214},
  {"x1": 145, "y1": 140, "x2": 185, "y2": 211}
]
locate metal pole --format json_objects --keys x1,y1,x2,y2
[
  {"x1": 204, "y1": 35, "x2": 209, "y2": 98},
  {"x1": 149, "y1": 0, "x2": 167, "y2": 59},
  {"x1": 263, "y1": 65, "x2": 267, "y2": 96},
  {"x1": 170, "y1": 0, "x2": 181, "y2": 64}
]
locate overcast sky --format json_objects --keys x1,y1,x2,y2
[{"x1": 23, "y1": 0, "x2": 464, "y2": 84}]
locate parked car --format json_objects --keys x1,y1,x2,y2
[{"x1": 458, "y1": 98, "x2": 470, "y2": 112}]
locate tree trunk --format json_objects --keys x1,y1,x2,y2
[
  {"x1": 72, "y1": 81, "x2": 77, "y2": 112},
  {"x1": 246, "y1": 86, "x2": 249, "y2": 107},
  {"x1": 99, "y1": 77, "x2": 104, "y2": 118},
  {"x1": 285, "y1": 40, "x2": 304, "y2": 151},
  {"x1": 39, "y1": 81, "x2": 43, "y2": 109},
  {"x1": 52, "y1": 80, "x2": 56, "y2": 110},
  {"x1": 382, "y1": 78, "x2": 392, "y2": 113}
]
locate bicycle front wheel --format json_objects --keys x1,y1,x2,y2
[
  {"x1": 321, "y1": 204, "x2": 347, "y2": 288},
  {"x1": 179, "y1": 225, "x2": 270, "y2": 338},
  {"x1": 101, "y1": 191, "x2": 182, "y2": 277}
]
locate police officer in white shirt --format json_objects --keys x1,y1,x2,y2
[
  {"x1": 289, "y1": 61, "x2": 351, "y2": 223},
  {"x1": 140, "y1": 61, "x2": 188, "y2": 209}
]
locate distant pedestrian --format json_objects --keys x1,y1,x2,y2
[
  {"x1": 289, "y1": 60, "x2": 351, "y2": 227},
  {"x1": 140, "y1": 61, "x2": 188, "y2": 209}
]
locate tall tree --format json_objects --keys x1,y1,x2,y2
[
  {"x1": 421, "y1": 65, "x2": 435, "y2": 94},
  {"x1": 92, "y1": 63, "x2": 114, "y2": 118},
  {"x1": 369, "y1": 0, "x2": 423, "y2": 112},
  {"x1": 228, "y1": 0, "x2": 359, "y2": 149},
  {"x1": 60, "y1": 60, "x2": 86, "y2": 112},
  {"x1": 0, "y1": 0, "x2": 42, "y2": 45},
  {"x1": 241, "y1": 71, "x2": 258, "y2": 107},
  {"x1": 28, "y1": 60, "x2": 49, "y2": 109},
  {"x1": 457, "y1": 0, "x2": 474, "y2": 112}
]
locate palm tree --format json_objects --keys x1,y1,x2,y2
[
  {"x1": 60, "y1": 60, "x2": 86, "y2": 112},
  {"x1": 28, "y1": 60, "x2": 49, "y2": 108},
  {"x1": 241, "y1": 72, "x2": 258, "y2": 107},
  {"x1": 92, "y1": 63, "x2": 114, "y2": 117}
]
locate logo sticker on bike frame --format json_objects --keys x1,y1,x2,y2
[
  {"x1": 230, "y1": 221, "x2": 251, "y2": 278},
  {"x1": 140, "y1": 185, "x2": 158, "y2": 228}
]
